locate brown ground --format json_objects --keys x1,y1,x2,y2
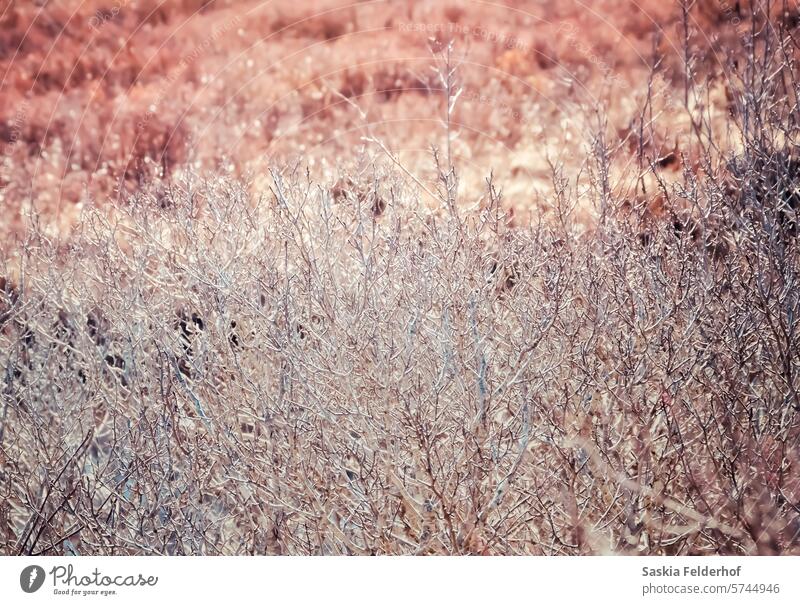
[{"x1": 0, "y1": 0, "x2": 788, "y2": 237}]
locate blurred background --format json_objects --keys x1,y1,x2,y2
[{"x1": 0, "y1": 0, "x2": 782, "y2": 236}]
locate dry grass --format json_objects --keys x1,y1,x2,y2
[
  {"x1": 2, "y1": 0, "x2": 789, "y2": 234},
  {"x1": 0, "y1": 1, "x2": 799, "y2": 555},
  {"x1": 2, "y1": 158, "x2": 798, "y2": 554}
]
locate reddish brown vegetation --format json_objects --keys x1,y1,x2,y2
[{"x1": 2, "y1": 0, "x2": 791, "y2": 236}]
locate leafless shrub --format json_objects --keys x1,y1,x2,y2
[
  {"x1": 0, "y1": 143, "x2": 797, "y2": 555},
  {"x1": 0, "y1": 1, "x2": 799, "y2": 556}
]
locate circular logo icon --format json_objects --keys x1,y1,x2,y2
[{"x1": 20, "y1": 565, "x2": 46, "y2": 593}]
